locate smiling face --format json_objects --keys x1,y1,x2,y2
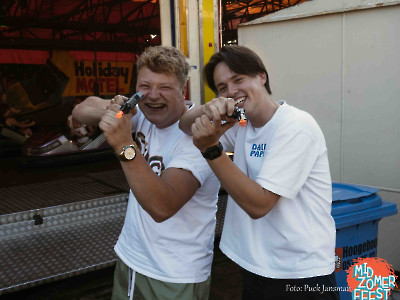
[
  {"x1": 136, "y1": 67, "x2": 187, "y2": 129},
  {"x1": 213, "y1": 61, "x2": 268, "y2": 122}
]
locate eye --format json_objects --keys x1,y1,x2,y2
[
  {"x1": 218, "y1": 86, "x2": 227, "y2": 93},
  {"x1": 234, "y1": 78, "x2": 243, "y2": 84}
]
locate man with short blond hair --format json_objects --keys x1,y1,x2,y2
[{"x1": 73, "y1": 46, "x2": 219, "y2": 300}]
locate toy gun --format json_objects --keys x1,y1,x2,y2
[
  {"x1": 116, "y1": 91, "x2": 144, "y2": 119},
  {"x1": 229, "y1": 107, "x2": 247, "y2": 127},
  {"x1": 81, "y1": 92, "x2": 144, "y2": 150}
]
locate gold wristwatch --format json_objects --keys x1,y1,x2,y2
[{"x1": 117, "y1": 144, "x2": 137, "y2": 161}]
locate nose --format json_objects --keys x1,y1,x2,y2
[
  {"x1": 227, "y1": 83, "x2": 238, "y2": 98},
  {"x1": 147, "y1": 86, "x2": 159, "y2": 99}
]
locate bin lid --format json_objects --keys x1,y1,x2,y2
[
  {"x1": 331, "y1": 182, "x2": 381, "y2": 216},
  {"x1": 334, "y1": 201, "x2": 398, "y2": 229},
  {"x1": 332, "y1": 182, "x2": 379, "y2": 201}
]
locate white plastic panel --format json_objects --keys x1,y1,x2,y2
[
  {"x1": 239, "y1": 14, "x2": 343, "y2": 181},
  {"x1": 342, "y1": 6, "x2": 400, "y2": 188}
]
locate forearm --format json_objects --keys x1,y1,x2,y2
[
  {"x1": 179, "y1": 105, "x2": 205, "y2": 135},
  {"x1": 120, "y1": 147, "x2": 198, "y2": 222},
  {"x1": 99, "y1": 102, "x2": 198, "y2": 222},
  {"x1": 72, "y1": 96, "x2": 110, "y2": 125},
  {"x1": 207, "y1": 153, "x2": 279, "y2": 219}
]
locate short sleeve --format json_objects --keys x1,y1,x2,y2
[
  {"x1": 167, "y1": 135, "x2": 212, "y2": 186},
  {"x1": 256, "y1": 131, "x2": 319, "y2": 199}
]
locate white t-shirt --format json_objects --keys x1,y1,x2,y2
[
  {"x1": 219, "y1": 101, "x2": 336, "y2": 279},
  {"x1": 114, "y1": 102, "x2": 220, "y2": 283}
]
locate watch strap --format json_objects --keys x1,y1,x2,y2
[{"x1": 201, "y1": 142, "x2": 223, "y2": 160}]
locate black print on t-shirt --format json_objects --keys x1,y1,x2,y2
[{"x1": 133, "y1": 131, "x2": 165, "y2": 176}]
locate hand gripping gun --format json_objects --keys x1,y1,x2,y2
[
  {"x1": 116, "y1": 91, "x2": 144, "y2": 119},
  {"x1": 229, "y1": 107, "x2": 247, "y2": 127}
]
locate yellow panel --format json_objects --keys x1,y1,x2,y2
[
  {"x1": 202, "y1": 0, "x2": 216, "y2": 102},
  {"x1": 179, "y1": 0, "x2": 188, "y2": 56}
]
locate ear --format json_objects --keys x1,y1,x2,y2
[
  {"x1": 258, "y1": 72, "x2": 267, "y2": 86},
  {"x1": 181, "y1": 82, "x2": 188, "y2": 99}
]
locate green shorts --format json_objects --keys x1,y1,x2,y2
[{"x1": 111, "y1": 259, "x2": 211, "y2": 300}]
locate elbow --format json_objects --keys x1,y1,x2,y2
[
  {"x1": 150, "y1": 210, "x2": 175, "y2": 223},
  {"x1": 178, "y1": 121, "x2": 192, "y2": 136},
  {"x1": 247, "y1": 206, "x2": 272, "y2": 220},
  {"x1": 247, "y1": 190, "x2": 280, "y2": 219},
  {"x1": 248, "y1": 211, "x2": 268, "y2": 220},
  {"x1": 71, "y1": 105, "x2": 80, "y2": 119},
  {"x1": 71, "y1": 102, "x2": 86, "y2": 121},
  {"x1": 140, "y1": 193, "x2": 182, "y2": 223},
  {"x1": 152, "y1": 215, "x2": 169, "y2": 223},
  {"x1": 71, "y1": 97, "x2": 97, "y2": 121}
]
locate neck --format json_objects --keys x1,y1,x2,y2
[
  {"x1": 251, "y1": 95, "x2": 279, "y2": 128},
  {"x1": 155, "y1": 100, "x2": 187, "y2": 129}
]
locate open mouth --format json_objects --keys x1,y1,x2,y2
[
  {"x1": 146, "y1": 103, "x2": 166, "y2": 110},
  {"x1": 234, "y1": 96, "x2": 246, "y2": 106}
]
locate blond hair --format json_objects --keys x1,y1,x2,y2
[{"x1": 136, "y1": 46, "x2": 189, "y2": 88}]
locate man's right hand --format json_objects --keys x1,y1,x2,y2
[
  {"x1": 179, "y1": 96, "x2": 236, "y2": 136},
  {"x1": 202, "y1": 97, "x2": 236, "y2": 122},
  {"x1": 112, "y1": 94, "x2": 139, "y2": 118},
  {"x1": 191, "y1": 99, "x2": 236, "y2": 153},
  {"x1": 99, "y1": 99, "x2": 134, "y2": 152}
]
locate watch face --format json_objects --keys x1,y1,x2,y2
[
  {"x1": 124, "y1": 147, "x2": 136, "y2": 160},
  {"x1": 202, "y1": 143, "x2": 223, "y2": 160}
]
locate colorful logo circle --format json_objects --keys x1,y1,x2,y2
[{"x1": 346, "y1": 257, "x2": 397, "y2": 299}]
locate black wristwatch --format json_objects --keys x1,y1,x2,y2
[{"x1": 201, "y1": 142, "x2": 223, "y2": 160}]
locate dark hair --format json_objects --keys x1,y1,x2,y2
[{"x1": 204, "y1": 45, "x2": 272, "y2": 95}]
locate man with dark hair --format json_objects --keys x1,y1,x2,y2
[
  {"x1": 180, "y1": 45, "x2": 339, "y2": 300},
  {"x1": 73, "y1": 46, "x2": 219, "y2": 300},
  {"x1": 204, "y1": 45, "x2": 272, "y2": 95}
]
